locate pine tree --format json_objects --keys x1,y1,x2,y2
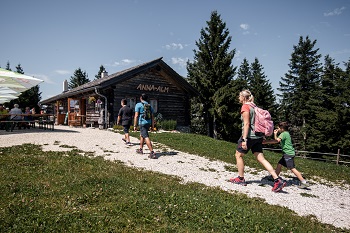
[
  {"x1": 311, "y1": 55, "x2": 340, "y2": 152},
  {"x1": 212, "y1": 79, "x2": 243, "y2": 140},
  {"x1": 5, "y1": 61, "x2": 11, "y2": 71},
  {"x1": 337, "y1": 59, "x2": 350, "y2": 153},
  {"x1": 277, "y1": 36, "x2": 322, "y2": 151},
  {"x1": 68, "y1": 68, "x2": 90, "y2": 89},
  {"x1": 249, "y1": 58, "x2": 276, "y2": 118},
  {"x1": 95, "y1": 65, "x2": 106, "y2": 79},
  {"x1": 236, "y1": 58, "x2": 251, "y2": 85},
  {"x1": 8, "y1": 64, "x2": 42, "y2": 112},
  {"x1": 187, "y1": 11, "x2": 235, "y2": 138}
]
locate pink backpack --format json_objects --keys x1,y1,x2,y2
[{"x1": 246, "y1": 103, "x2": 274, "y2": 136}]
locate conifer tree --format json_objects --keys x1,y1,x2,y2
[
  {"x1": 249, "y1": 58, "x2": 276, "y2": 119},
  {"x1": 187, "y1": 11, "x2": 235, "y2": 138},
  {"x1": 68, "y1": 68, "x2": 90, "y2": 89},
  {"x1": 8, "y1": 64, "x2": 41, "y2": 112},
  {"x1": 336, "y1": 59, "x2": 350, "y2": 153},
  {"x1": 277, "y1": 36, "x2": 322, "y2": 150},
  {"x1": 236, "y1": 58, "x2": 251, "y2": 85},
  {"x1": 5, "y1": 61, "x2": 11, "y2": 71},
  {"x1": 95, "y1": 65, "x2": 106, "y2": 79},
  {"x1": 314, "y1": 55, "x2": 347, "y2": 152},
  {"x1": 212, "y1": 79, "x2": 243, "y2": 140}
]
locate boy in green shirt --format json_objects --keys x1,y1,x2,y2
[{"x1": 264, "y1": 122, "x2": 310, "y2": 189}]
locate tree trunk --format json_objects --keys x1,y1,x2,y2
[
  {"x1": 213, "y1": 115, "x2": 217, "y2": 139},
  {"x1": 206, "y1": 111, "x2": 214, "y2": 138}
]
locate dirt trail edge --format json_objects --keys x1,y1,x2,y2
[{"x1": 1, "y1": 126, "x2": 349, "y2": 229}]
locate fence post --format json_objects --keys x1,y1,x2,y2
[{"x1": 336, "y1": 149, "x2": 340, "y2": 165}]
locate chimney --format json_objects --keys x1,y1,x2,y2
[
  {"x1": 63, "y1": 79, "x2": 68, "y2": 92},
  {"x1": 101, "y1": 70, "x2": 108, "y2": 78}
]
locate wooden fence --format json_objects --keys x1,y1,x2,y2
[{"x1": 262, "y1": 148, "x2": 350, "y2": 165}]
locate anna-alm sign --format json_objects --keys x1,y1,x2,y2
[{"x1": 136, "y1": 84, "x2": 169, "y2": 93}]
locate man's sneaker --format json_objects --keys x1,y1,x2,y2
[
  {"x1": 136, "y1": 148, "x2": 143, "y2": 154},
  {"x1": 272, "y1": 178, "x2": 287, "y2": 192},
  {"x1": 122, "y1": 138, "x2": 127, "y2": 143},
  {"x1": 229, "y1": 176, "x2": 247, "y2": 186},
  {"x1": 148, "y1": 151, "x2": 157, "y2": 159},
  {"x1": 126, "y1": 142, "x2": 133, "y2": 146},
  {"x1": 299, "y1": 181, "x2": 310, "y2": 189}
]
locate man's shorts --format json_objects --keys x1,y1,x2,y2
[
  {"x1": 236, "y1": 137, "x2": 263, "y2": 154},
  {"x1": 140, "y1": 124, "x2": 150, "y2": 138},
  {"x1": 278, "y1": 154, "x2": 295, "y2": 169},
  {"x1": 122, "y1": 124, "x2": 131, "y2": 134}
]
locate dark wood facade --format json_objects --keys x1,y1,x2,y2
[{"x1": 40, "y1": 58, "x2": 198, "y2": 128}]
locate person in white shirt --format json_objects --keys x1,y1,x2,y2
[{"x1": 9, "y1": 104, "x2": 23, "y2": 129}]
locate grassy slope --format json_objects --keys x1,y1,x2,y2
[{"x1": 0, "y1": 131, "x2": 349, "y2": 232}]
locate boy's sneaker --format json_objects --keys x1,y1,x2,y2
[
  {"x1": 136, "y1": 148, "x2": 143, "y2": 154},
  {"x1": 229, "y1": 176, "x2": 247, "y2": 186},
  {"x1": 148, "y1": 151, "x2": 157, "y2": 159},
  {"x1": 262, "y1": 175, "x2": 274, "y2": 181},
  {"x1": 126, "y1": 142, "x2": 133, "y2": 146},
  {"x1": 272, "y1": 178, "x2": 287, "y2": 192},
  {"x1": 122, "y1": 138, "x2": 127, "y2": 143},
  {"x1": 299, "y1": 181, "x2": 310, "y2": 189}
]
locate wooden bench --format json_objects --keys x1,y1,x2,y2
[
  {"x1": 1, "y1": 114, "x2": 55, "y2": 132},
  {"x1": 1, "y1": 120, "x2": 54, "y2": 131}
]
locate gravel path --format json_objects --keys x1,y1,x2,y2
[{"x1": 1, "y1": 125, "x2": 349, "y2": 230}]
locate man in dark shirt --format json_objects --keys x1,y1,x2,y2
[{"x1": 117, "y1": 99, "x2": 133, "y2": 146}]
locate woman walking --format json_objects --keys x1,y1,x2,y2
[{"x1": 230, "y1": 90, "x2": 287, "y2": 192}]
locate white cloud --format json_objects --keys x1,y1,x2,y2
[
  {"x1": 30, "y1": 73, "x2": 55, "y2": 84},
  {"x1": 235, "y1": 50, "x2": 241, "y2": 59},
  {"x1": 55, "y1": 70, "x2": 71, "y2": 75},
  {"x1": 165, "y1": 43, "x2": 184, "y2": 50},
  {"x1": 240, "y1": 24, "x2": 250, "y2": 35},
  {"x1": 324, "y1": 6, "x2": 346, "y2": 16},
  {"x1": 240, "y1": 23, "x2": 249, "y2": 30},
  {"x1": 171, "y1": 57, "x2": 188, "y2": 68},
  {"x1": 109, "y1": 59, "x2": 136, "y2": 67}
]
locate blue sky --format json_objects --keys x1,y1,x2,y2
[{"x1": 1, "y1": 0, "x2": 349, "y2": 101}]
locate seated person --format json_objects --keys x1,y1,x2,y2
[
  {"x1": 23, "y1": 106, "x2": 33, "y2": 129},
  {"x1": 9, "y1": 104, "x2": 24, "y2": 130},
  {"x1": 0, "y1": 104, "x2": 9, "y2": 130}
]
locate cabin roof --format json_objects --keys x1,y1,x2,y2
[{"x1": 40, "y1": 57, "x2": 198, "y2": 105}]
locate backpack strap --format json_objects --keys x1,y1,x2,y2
[
  {"x1": 246, "y1": 102, "x2": 256, "y2": 108},
  {"x1": 244, "y1": 102, "x2": 256, "y2": 132}
]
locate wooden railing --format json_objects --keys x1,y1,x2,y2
[
  {"x1": 263, "y1": 147, "x2": 350, "y2": 165},
  {"x1": 0, "y1": 114, "x2": 55, "y2": 131}
]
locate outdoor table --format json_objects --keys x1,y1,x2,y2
[{"x1": 0, "y1": 114, "x2": 55, "y2": 131}]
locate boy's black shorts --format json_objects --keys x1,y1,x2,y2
[{"x1": 278, "y1": 154, "x2": 295, "y2": 169}]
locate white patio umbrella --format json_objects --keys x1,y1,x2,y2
[
  {"x1": 0, "y1": 68, "x2": 43, "y2": 91},
  {"x1": 0, "y1": 87, "x2": 21, "y2": 96},
  {"x1": 0, "y1": 93, "x2": 19, "y2": 99}
]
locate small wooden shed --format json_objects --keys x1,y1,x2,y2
[{"x1": 40, "y1": 57, "x2": 198, "y2": 129}]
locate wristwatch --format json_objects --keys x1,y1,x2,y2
[{"x1": 242, "y1": 138, "x2": 247, "y2": 142}]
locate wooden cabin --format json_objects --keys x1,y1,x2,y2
[{"x1": 39, "y1": 57, "x2": 198, "y2": 129}]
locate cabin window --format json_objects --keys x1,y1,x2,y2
[
  {"x1": 150, "y1": 99, "x2": 158, "y2": 113},
  {"x1": 69, "y1": 99, "x2": 80, "y2": 113},
  {"x1": 128, "y1": 98, "x2": 136, "y2": 110}
]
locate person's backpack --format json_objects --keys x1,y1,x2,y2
[
  {"x1": 142, "y1": 103, "x2": 151, "y2": 120},
  {"x1": 246, "y1": 103, "x2": 274, "y2": 136}
]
